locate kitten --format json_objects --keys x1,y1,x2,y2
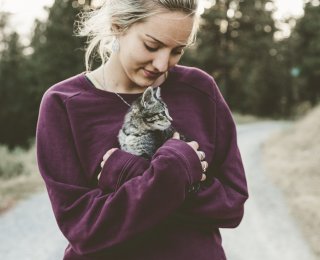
[{"x1": 118, "y1": 86, "x2": 187, "y2": 159}]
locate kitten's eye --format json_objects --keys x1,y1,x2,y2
[{"x1": 144, "y1": 44, "x2": 158, "y2": 52}]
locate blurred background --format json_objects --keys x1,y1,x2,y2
[{"x1": 0, "y1": 0, "x2": 319, "y2": 259}]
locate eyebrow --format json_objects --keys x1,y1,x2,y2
[{"x1": 145, "y1": 34, "x2": 187, "y2": 48}]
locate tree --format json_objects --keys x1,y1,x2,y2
[
  {"x1": 0, "y1": 11, "x2": 9, "y2": 53},
  {"x1": 182, "y1": 0, "x2": 287, "y2": 116},
  {"x1": 182, "y1": 1, "x2": 233, "y2": 96},
  {"x1": 0, "y1": 31, "x2": 31, "y2": 147},
  {"x1": 0, "y1": 0, "x2": 92, "y2": 147},
  {"x1": 30, "y1": 0, "x2": 89, "y2": 96},
  {"x1": 292, "y1": 1, "x2": 320, "y2": 105}
]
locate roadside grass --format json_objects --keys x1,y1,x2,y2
[
  {"x1": 262, "y1": 105, "x2": 320, "y2": 258},
  {"x1": 233, "y1": 112, "x2": 268, "y2": 125},
  {"x1": 0, "y1": 143, "x2": 44, "y2": 214}
]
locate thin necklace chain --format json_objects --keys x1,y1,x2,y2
[
  {"x1": 102, "y1": 64, "x2": 131, "y2": 107},
  {"x1": 101, "y1": 64, "x2": 168, "y2": 108},
  {"x1": 115, "y1": 93, "x2": 131, "y2": 107}
]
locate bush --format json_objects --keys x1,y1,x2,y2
[{"x1": 0, "y1": 144, "x2": 36, "y2": 179}]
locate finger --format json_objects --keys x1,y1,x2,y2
[
  {"x1": 201, "y1": 174, "x2": 206, "y2": 181},
  {"x1": 198, "y1": 151, "x2": 205, "y2": 161},
  {"x1": 172, "y1": 132, "x2": 180, "y2": 139},
  {"x1": 100, "y1": 160, "x2": 105, "y2": 168},
  {"x1": 201, "y1": 161, "x2": 208, "y2": 172},
  {"x1": 103, "y1": 152, "x2": 109, "y2": 161},
  {"x1": 188, "y1": 141, "x2": 199, "y2": 151},
  {"x1": 103, "y1": 148, "x2": 118, "y2": 160}
]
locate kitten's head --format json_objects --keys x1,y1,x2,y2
[{"x1": 132, "y1": 87, "x2": 173, "y2": 130}]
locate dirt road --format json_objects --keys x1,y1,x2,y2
[
  {"x1": 221, "y1": 121, "x2": 315, "y2": 260},
  {"x1": 0, "y1": 121, "x2": 315, "y2": 259}
]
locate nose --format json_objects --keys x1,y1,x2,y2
[{"x1": 152, "y1": 51, "x2": 170, "y2": 73}]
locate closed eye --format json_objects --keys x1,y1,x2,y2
[
  {"x1": 144, "y1": 43, "x2": 184, "y2": 55},
  {"x1": 144, "y1": 44, "x2": 158, "y2": 52}
]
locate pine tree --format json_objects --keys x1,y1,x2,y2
[
  {"x1": 13, "y1": 0, "x2": 92, "y2": 147},
  {"x1": 292, "y1": 1, "x2": 320, "y2": 105},
  {"x1": 0, "y1": 0, "x2": 92, "y2": 147},
  {"x1": 182, "y1": 0, "x2": 286, "y2": 116},
  {"x1": 182, "y1": 1, "x2": 232, "y2": 96},
  {"x1": 235, "y1": 0, "x2": 282, "y2": 116},
  {"x1": 0, "y1": 31, "x2": 30, "y2": 147},
  {"x1": 30, "y1": 0, "x2": 90, "y2": 98}
]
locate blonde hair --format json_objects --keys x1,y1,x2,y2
[{"x1": 76, "y1": 0, "x2": 200, "y2": 71}]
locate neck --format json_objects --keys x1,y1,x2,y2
[{"x1": 103, "y1": 55, "x2": 137, "y2": 93}]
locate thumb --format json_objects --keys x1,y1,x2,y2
[{"x1": 172, "y1": 132, "x2": 180, "y2": 139}]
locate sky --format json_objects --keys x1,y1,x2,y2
[{"x1": 0, "y1": 0, "x2": 305, "y2": 43}]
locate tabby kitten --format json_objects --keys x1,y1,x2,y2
[{"x1": 118, "y1": 86, "x2": 187, "y2": 159}]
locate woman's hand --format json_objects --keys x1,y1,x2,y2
[
  {"x1": 172, "y1": 132, "x2": 207, "y2": 182},
  {"x1": 97, "y1": 148, "x2": 118, "y2": 180}
]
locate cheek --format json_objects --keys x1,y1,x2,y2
[
  {"x1": 119, "y1": 44, "x2": 151, "y2": 78},
  {"x1": 169, "y1": 55, "x2": 182, "y2": 67},
  {"x1": 125, "y1": 40, "x2": 149, "y2": 64}
]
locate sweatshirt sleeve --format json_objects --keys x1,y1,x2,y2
[
  {"x1": 175, "y1": 83, "x2": 249, "y2": 229},
  {"x1": 36, "y1": 91, "x2": 203, "y2": 256}
]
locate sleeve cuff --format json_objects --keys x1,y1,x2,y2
[
  {"x1": 98, "y1": 149, "x2": 134, "y2": 191},
  {"x1": 98, "y1": 149, "x2": 150, "y2": 191},
  {"x1": 156, "y1": 139, "x2": 203, "y2": 187}
]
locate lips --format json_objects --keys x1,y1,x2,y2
[{"x1": 143, "y1": 69, "x2": 161, "y2": 78}]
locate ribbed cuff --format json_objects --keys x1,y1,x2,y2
[
  {"x1": 98, "y1": 149, "x2": 151, "y2": 191},
  {"x1": 98, "y1": 149, "x2": 135, "y2": 191},
  {"x1": 157, "y1": 139, "x2": 203, "y2": 186}
]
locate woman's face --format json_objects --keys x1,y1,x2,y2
[{"x1": 116, "y1": 11, "x2": 195, "y2": 88}]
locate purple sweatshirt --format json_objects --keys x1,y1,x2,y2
[{"x1": 36, "y1": 65, "x2": 248, "y2": 260}]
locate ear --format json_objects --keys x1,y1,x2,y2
[
  {"x1": 155, "y1": 87, "x2": 161, "y2": 99},
  {"x1": 111, "y1": 24, "x2": 128, "y2": 37},
  {"x1": 141, "y1": 87, "x2": 155, "y2": 108},
  {"x1": 111, "y1": 24, "x2": 121, "y2": 33}
]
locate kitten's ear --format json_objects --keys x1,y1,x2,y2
[
  {"x1": 141, "y1": 87, "x2": 156, "y2": 108},
  {"x1": 155, "y1": 87, "x2": 161, "y2": 98}
]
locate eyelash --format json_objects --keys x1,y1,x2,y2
[{"x1": 144, "y1": 44, "x2": 183, "y2": 55}]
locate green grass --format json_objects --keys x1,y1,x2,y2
[
  {"x1": 0, "y1": 142, "x2": 44, "y2": 214},
  {"x1": 232, "y1": 113, "x2": 265, "y2": 125}
]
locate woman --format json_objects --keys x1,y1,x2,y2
[{"x1": 36, "y1": 0, "x2": 248, "y2": 259}]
